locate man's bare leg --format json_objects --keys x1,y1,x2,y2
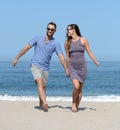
[
  {"x1": 36, "y1": 78, "x2": 48, "y2": 111},
  {"x1": 39, "y1": 86, "x2": 46, "y2": 107}
]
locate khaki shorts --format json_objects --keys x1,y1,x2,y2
[{"x1": 30, "y1": 65, "x2": 48, "y2": 86}]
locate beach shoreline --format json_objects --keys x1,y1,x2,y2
[{"x1": 0, "y1": 101, "x2": 120, "y2": 130}]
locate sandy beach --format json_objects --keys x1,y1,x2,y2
[{"x1": 0, "y1": 101, "x2": 120, "y2": 130}]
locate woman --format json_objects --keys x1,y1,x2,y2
[{"x1": 65, "y1": 24, "x2": 99, "y2": 112}]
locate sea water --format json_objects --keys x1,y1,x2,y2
[{"x1": 0, "y1": 61, "x2": 120, "y2": 102}]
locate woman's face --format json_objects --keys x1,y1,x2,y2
[{"x1": 67, "y1": 26, "x2": 74, "y2": 37}]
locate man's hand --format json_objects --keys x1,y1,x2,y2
[{"x1": 65, "y1": 68, "x2": 70, "y2": 77}]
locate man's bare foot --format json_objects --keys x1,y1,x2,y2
[{"x1": 43, "y1": 103, "x2": 48, "y2": 112}]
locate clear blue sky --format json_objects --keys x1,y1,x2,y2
[{"x1": 0, "y1": 0, "x2": 119, "y2": 61}]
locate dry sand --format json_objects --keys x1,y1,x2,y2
[{"x1": 0, "y1": 101, "x2": 120, "y2": 130}]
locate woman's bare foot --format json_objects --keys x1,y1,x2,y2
[{"x1": 72, "y1": 103, "x2": 77, "y2": 112}]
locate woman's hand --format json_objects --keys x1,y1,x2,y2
[
  {"x1": 94, "y1": 60, "x2": 100, "y2": 67},
  {"x1": 12, "y1": 58, "x2": 18, "y2": 67}
]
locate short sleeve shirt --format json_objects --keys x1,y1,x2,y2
[{"x1": 29, "y1": 35, "x2": 63, "y2": 71}]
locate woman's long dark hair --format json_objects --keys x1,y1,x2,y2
[{"x1": 65, "y1": 24, "x2": 82, "y2": 49}]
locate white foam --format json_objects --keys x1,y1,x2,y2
[
  {"x1": 0, "y1": 95, "x2": 38, "y2": 101},
  {"x1": 83, "y1": 95, "x2": 120, "y2": 102},
  {"x1": 0, "y1": 95, "x2": 120, "y2": 102}
]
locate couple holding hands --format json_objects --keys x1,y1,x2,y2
[{"x1": 13, "y1": 22, "x2": 99, "y2": 112}]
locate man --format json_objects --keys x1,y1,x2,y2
[{"x1": 13, "y1": 22, "x2": 69, "y2": 111}]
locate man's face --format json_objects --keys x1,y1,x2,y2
[{"x1": 46, "y1": 24, "x2": 56, "y2": 37}]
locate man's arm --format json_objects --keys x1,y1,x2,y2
[
  {"x1": 58, "y1": 53, "x2": 69, "y2": 76},
  {"x1": 12, "y1": 44, "x2": 31, "y2": 67}
]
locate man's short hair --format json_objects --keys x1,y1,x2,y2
[{"x1": 47, "y1": 22, "x2": 57, "y2": 29}]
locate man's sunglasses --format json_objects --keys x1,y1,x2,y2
[{"x1": 47, "y1": 28, "x2": 55, "y2": 31}]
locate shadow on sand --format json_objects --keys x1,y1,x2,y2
[{"x1": 34, "y1": 104, "x2": 96, "y2": 112}]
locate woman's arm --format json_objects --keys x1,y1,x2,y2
[{"x1": 82, "y1": 38, "x2": 100, "y2": 66}]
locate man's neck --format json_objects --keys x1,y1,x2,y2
[{"x1": 45, "y1": 35, "x2": 52, "y2": 43}]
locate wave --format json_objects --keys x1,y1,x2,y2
[{"x1": 0, "y1": 95, "x2": 120, "y2": 102}]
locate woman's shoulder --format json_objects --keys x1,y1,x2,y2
[
  {"x1": 80, "y1": 37, "x2": 87, "y2": 41},
  {"x1": 80, "y1": 37, "x2": 87, "y2": 45},
  {"x1": 64, "y1": 40, "x2": 68, "y2": 45}
]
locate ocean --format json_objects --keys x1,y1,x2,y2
[{"x1": 0, "y1": 61, "x2": 120, "y2": 102}]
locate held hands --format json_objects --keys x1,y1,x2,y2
[{"x1": 65, "y1": 68, "x2": 70, "y2": 77}]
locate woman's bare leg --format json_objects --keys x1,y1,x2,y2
[
  {"x1": 71, "y1": 79, "x2": 80, "y2": 112},
  {"x1": 76, "y1": 82, "x2": 84, "y2": 110}
]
